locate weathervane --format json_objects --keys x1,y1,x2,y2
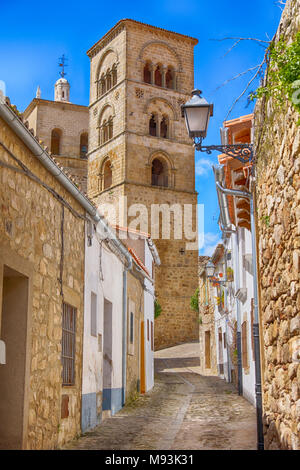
[{"x1": 58, "y1": 54, "x2": 68, "y2": 78}]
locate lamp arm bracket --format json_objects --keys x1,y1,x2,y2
[{"x1": 194, "y1": 137, "x2": 253, "y2": 164}]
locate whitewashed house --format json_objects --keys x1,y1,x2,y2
[
  {"x1": 81, "y1": 222, "x2": 160, "y2": 432},
  {"x1": 199, "y1": 114, "x2": 256, "y2": 406},
  {"x1": 81, "y1": 219, "x2": 132, "y2": 431}
]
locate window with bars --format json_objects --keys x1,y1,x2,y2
[
  {"x1": 62, "y1": 302, "x2": 76, "y2": 386},
  {"x1": 130, "y1": 312, "x2": 134, "y2": 344}
]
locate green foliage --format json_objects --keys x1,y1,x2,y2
[
  {"x1": 251, "y1": 32, "x2": 300, "y2": 123},
  {"x1": 154, "y1": 299, "x2": 162, "y2": 319},
  {"x1": 190, "y1": 288, "x2": 199, "y2": 312},
  {"x1": 198, "y1": 316, "x2": 202, "y2": 325},
  {"x1": 262, "y1": 215, "x2": 270, "y2": 227}
]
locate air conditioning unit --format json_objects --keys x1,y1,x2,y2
[{"x1": 235, "y1": 288, "x2": 247, "y2": 303}]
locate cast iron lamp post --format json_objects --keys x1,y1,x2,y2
[
  {"x1": 183, "y1": 90, "x2": 264, "y2": 450},
  {"x1": 181, "y1": 89, "x2": 253, "y2": 164}
]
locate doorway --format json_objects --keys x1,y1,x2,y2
[
  {"x1": 140, "y1": 321, "x2": 145, "y2": 393},
  {"x1": 102, "y1": 299, "x2": 112, "y2": 412},
  {"x1": 205, "y1": 330, "x2": 211, "y2": 369},
  {"x1": 0, "y1": 266, "x2": 29, "y2": 449}
]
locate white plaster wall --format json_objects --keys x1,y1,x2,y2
[
  {"x1": 240, "y1": 228, "x2": 256, "y2": 406},
  {"x1": 82, "y1": 229, "x2": 124, "y2": 396}
]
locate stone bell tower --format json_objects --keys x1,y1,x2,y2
[{"x1": 87, "y1": 19, "x2": 199, "y2": 349}]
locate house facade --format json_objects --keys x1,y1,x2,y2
[{"x1": 0, "y1": 98, "x2": 87, "y2": 449}]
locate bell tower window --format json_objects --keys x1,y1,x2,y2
[
  {"x1": 103, "y1": 160, "x2": 112, "y2": 189},
  {"x1": 143, "y1": 63, "x2": 151, "y2": 84},
  {"x1": 160, "y1": 117, "x2": 168, "y2": 139},
  {"x1": 149, "y1": 114, "x2": 157, "y2": 137},
  {"x1": 151, "y1": 158, "x2": 168, "y2": 187},
  {"x1": 154, "y1": 66, "x2": 162, "y2": 87}
]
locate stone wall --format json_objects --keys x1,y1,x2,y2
[
  {"x1": 198, "y1": 257, "x2": 218, "y2": 376},
  {"x1": 0, "y1": 116, "x2": 85, "y2": 449},
  {"x1": 126, "y1": 271, "x2": 144, "y2": 401},
  {"x1": 254, "y1": 0, "x2": 300, "y2": 450}
]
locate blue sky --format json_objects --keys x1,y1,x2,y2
[{"x1": 0, "y1": 0, "x2": 283, "y2": 254}]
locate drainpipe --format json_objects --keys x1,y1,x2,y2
[{"x1": 215, "y1": 179, "x2": 264, "y2": 451}]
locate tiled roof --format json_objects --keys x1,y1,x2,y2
[{"x1": 128, "y1": 247, "x2": 150, "y2": 277}]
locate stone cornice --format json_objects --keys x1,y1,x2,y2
[
  {"x1": 87, "y1": 19, "x2": 198, "y2": 59},
  {"x1": 23, "y1": 98, "x2": 88, "y2": 119}
]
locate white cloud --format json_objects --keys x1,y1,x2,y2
[
  {"x1": 199, "y1": 232, "x2": 222, "y2": 256},
  {"x1": 195, "y1": 158, "x2": 213, "y2": 176}
]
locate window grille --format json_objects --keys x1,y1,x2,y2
[
  {"x1": 130, "y1": 312, "x2": 134, "y2": 344},
  {"x1": 62, "y1": 302, "x2": 76, "y2": 386}
]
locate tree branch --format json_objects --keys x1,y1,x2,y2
[
  {"x1": 224, "y1": 52, "x2": 268, "y2": 121},
  {"x1": 214, "y1": 64, "x2": 262, "y2": 92}
]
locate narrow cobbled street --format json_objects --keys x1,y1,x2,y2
[{"x1": 66, "y1": 343, "x2": 256, "y2": 450}]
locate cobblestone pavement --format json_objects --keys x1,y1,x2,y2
[{"x1": 66, "y1": 342, "x2": 257, "y2": 450}]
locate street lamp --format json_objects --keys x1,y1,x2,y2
[
  {"x1": 205, "y1": 260, "x2": 215, "y2": 278},
  {"x1": 181, "y1": 89, "x2": 253, "y2": 164}
]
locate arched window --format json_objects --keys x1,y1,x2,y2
[
  {"x1": 108, "y1": 117, "x2": 113, "y2": 140},
  {"x1": 112, "y1": 64, "x2": 117, "y2": 86},
  {"x1": 106, "y1": 69, "x2": 112, "y2": 91},
  {"x1": 103, "y1": 160, "x2": 112, "y2": 189},
  {"x1": 50, "y1": 128, "x2": 62, "y2": 155},
  {"x1": 154, "y1": 66, "x2": 162, "y2": 87},
  {"x1": 149, "y1": 114, "x2": 157, "y2": 137},
  {"x1": 151, "y1": 158, "x2": 168, "y2": 187},
  {"x1": 143, "y1": 62, "x2": 151, "y2": 84},
  {"x1": 160, "y1": 117, "x2": 168, "y2": 139},
  {"x1": 80, "y1": 132, "x2": 88, "y2": 158},
  {"x1": 166, "y1": 68, "x2": 174, "y2": 89},
  {"x1": 101, "y1": 74, "x2": 106, "y2": 95}
]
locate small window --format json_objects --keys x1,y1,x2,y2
[
  {"x1": 62, "y1": 303, "x2": 76, "y2": 386},
  {"x1": 160, "y1": 117, "x2": 168, "y2": 139},
  {"x1": 91, "y1": 292, "x2": 97, "y2": 337},
  {"x1": 103, "y1": 160, "x2": 112, "y2": 189},
  {"x1": 51, "y1": 128, "x2": 62, "y2": 155},
  {"x1": 154, "y1": 66, "x2": 162, "y2": 87},
  {"x1": 106, "y1": 69, "x2": 112, "y2": 91},
  {"x1": 149, "y1": 114, "x2": 156, "y2": 136},
  {"x1": 130, "y1": 312, "x2": 134, "y2": 344},
  {"x1": 166, "y1": 68, "x2": 174, "y2": 89},
  {"x1": 144, "y1": 63, "x2": 151, "y2": 84},
  {"x1": 223, "y1": 332, "x2": 226, "y2": 349},
  {"x1": 112, "y1": 64, "x2": 117, "y2": 86},
  {"x1": 151, "y1": 158, "x2": 168, "y2": 188},
  {"x1": 80, "y1": 132, "x2": 88, "y2": 158}
]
